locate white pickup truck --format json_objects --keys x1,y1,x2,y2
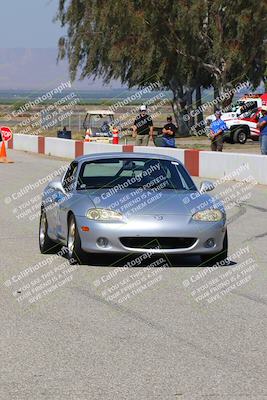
[
  {"x1": 206, "y1": 93, "x2": 266, "y2": 125},
  {"x1": 223, "y1": 109, "x2": 261, "y2": 144},
  {"x1": 206, "y1": 93, "x2": 267, "y2": 144}
]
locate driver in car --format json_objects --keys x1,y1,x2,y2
[{"x1": 100, "y1": 120, "x2": 110, "y2": 135}]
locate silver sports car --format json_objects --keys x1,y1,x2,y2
[{"x1": 39, "y1": 152, "x2": 228, "y2": 265}]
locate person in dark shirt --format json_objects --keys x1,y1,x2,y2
[
  {"x1": 132, "y1": 105, "x2": 153, "y2": 146},
  {"x1": 162, "y1": 116, "x2": 176, "y2": 147}
]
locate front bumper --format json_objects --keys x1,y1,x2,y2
[{"x1": 76, "y1": 214, "x2": 226, "y2": 255}]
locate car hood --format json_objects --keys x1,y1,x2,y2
[{"x1": 84, "y1": 188, "x2": 224, "y2": 216}]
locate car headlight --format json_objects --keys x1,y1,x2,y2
[
  {"x1": 86, "y1": 208, "x2": 123, "y2": 221},
  {"x1": 192, "y1": 209, "x2": 223, "y2": 222}
]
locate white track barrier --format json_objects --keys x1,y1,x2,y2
[{"x1": 9, "y1": 134, "x2": 267, "y2": 185}]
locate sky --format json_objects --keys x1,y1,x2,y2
[
  {"x1": 0, "y1": 0, "x2": 64, "y2": 48},
  {"x1": 0, "y1": 0, "x2": 121, "y2": 89}
]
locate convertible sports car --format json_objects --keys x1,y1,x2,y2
[{"x1": 39, "y1": 152, "x2": 228, "y2": 265}]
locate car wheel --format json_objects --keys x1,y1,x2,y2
[
  {"x1": 233, "y1": 129, "x2": 247, "y2": 144},
  {"x1": 200, "y1": 230, "x2": 228, "y2": 266},
  {"x1": 67, "y1": 214, "x2": 88, "y2": 265},
  {"x1": 39, "y1": 208, "x2": 59, "y2": 254}
]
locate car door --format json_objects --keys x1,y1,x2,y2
[
  {"x1": 57, "y1": 161, "x2": 79, "y2": 241},
  {"x1": 44, "y1": 183, "x2": 61, "y2": 238}
]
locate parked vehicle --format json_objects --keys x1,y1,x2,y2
[
  {"x1": 223, "y1": 108, "x2": 261, "y2": 144},
  {"x1": 206, "y1": 93, "x2": 267, "y2": 126},
  {"x1": 82, "y1": 110, "x2": 115, "y2": 143}
]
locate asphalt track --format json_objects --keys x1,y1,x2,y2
[{"x1": 0, "y1": 149, "x2": 267, "y2": 400}]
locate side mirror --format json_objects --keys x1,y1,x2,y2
[
  {"x1": 48, "y1": 180, "x2": 66, "y2": 194},
  {"x1": 200, "y1": 181, "x2": 214, "y2": 193}
]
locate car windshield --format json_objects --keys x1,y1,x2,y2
[
  {"x1": 77, "y1": 158, "x2": 196, "y2": 191},
  {"x1": 231, "y1": 101, "x2": 244, "y2": 112},
  {"x1": 240, "y1": 109, "x2": 258, "y2": 119},
  {"x1": 90, "y1": 114, "x2": 113, "y2": 135}
]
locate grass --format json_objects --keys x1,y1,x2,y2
[{"x1": 182, "y1": 143, "x2": 210, "y2": 150}]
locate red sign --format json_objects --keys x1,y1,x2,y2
[{"x1": 0, "y1": 126, "x2": 12, "y2": 142}]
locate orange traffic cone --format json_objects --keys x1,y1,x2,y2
[
  {"x1": 84, "y1": 129, "x2": 91, "y2": 142},
  {"x1": 0, "y1": 141, "x2": 13, "y2": 163},
  {"x1": 112, "y1": 128, "x2": 119, "y2": 144}
]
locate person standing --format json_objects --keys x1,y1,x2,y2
[
  {"x1": 209, "y1": 110, "x2": 227, "y2": 151},
  {"x1": 161, "y1": 116, "x2": 176, "y2": 147},
  {"x1": 132, "y1": 105, "x2": 153, "y2": 146},
  {"x1": 257, "y1": 105, "x2": 267, "y2": 155}
]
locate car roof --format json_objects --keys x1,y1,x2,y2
[
  {"x1": 86, "y1": 110, "x2": 114, "y2": 115},
  {"x1": 75, "y1": 152, "x2": 183, "y2": 165}
]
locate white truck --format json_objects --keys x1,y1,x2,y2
[
  {"x1": 223, "y1": 108, "x2": 261, "y2": 144},
  {"x1": 206, "y1": 93, "x2": 267, "y2": 144},
  {"x1": 206, "y1": 93, "x2": 266, "y2": 124}
]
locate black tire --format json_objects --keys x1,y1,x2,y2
[
  {"x1": 67, "y1": 214, "x2": 88, "y2": 265},
  {"x1": 39, "y1": 208, "x2": 60, "y2": 254},
  {"x1": 233, "y1": 129, "x2": 247, "y2": 144},
  {"x1": 200, "y1": 230, "x2": 228, "y2": 266}
]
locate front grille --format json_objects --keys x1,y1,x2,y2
[{"x1": 120, "y1": 237, "x2": 197, "y2": 250}]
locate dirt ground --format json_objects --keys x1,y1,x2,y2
[
  {"x1": 1, "y1": 103, "x2": 263, "y2": 155},
  {"x1": 174, "y1": 136, "x2": 261, "y2": 154},
  {"x1": 125, "y1": 134, "x2": 261, "y2": 154}
]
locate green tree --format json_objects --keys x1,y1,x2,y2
[
  {"x1": 206, "y1": 0, "x2": 267, "y2": 100},
  {"x1": 56, "y1": 0, "x2": 267, "y2": 134}
]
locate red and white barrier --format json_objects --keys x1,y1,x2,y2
[
  {"x1": 8, "y1": 134, "x2": 267, "y2": 185},
  {"x1": 8, "y1": 134, "x2": 39, "y2": 153},
  {"x1": 134, "y1": 145, "x2": 185, "y2": 164},
  {"x1": 84, "y1": 142, "x2": 123, "y2": 155},
  {"x1": 45, "y1": 137, "x2": 76, "y2": 159},
  {"x1": 199, "y1": 151, "x2": 267, "y2": 183}
]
